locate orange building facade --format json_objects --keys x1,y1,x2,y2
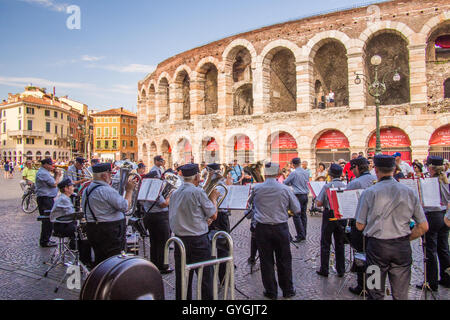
[{"x1": 92, "y1": 108, "x2": 138, "y2": 162}]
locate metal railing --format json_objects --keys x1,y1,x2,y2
[
  {"x1": 7, "y1": 130, "x2": 44, "y2": 137},
  {"x1": 164, "y1": 231, "x2": 235, "y2": 300}
]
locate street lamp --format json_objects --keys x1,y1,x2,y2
[{"x1": 354, "y1": 55, "x2": 401, "y2": 155}]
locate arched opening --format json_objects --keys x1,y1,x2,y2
[
  {"x1": 266, "y1": 48, "x2": 296, "y2": 113},
  {"x1": 161, "y1": 140, "x2": 172, "y2": 169},
  {"x1": 174, "y1": 70, "x2": 191, "y2": 120},
  {"x1": 367, "y1": 127, "x2": 412, "y2": 162},
  {"x1": 26, "y1": 151, "x2": 33, "y2": 160},
  {"x1": 53, "y1": 151, "x2": 57, "y2": 160},
  {"x1": 232, "y1": 48, "x2": 253, "y2": 115},
  {"x1": 176, "y1": 138, "x2": 192, "y2": 165},
  {"x1": 364, "y1": 32, "x2": 410, "y2": 105},
  {"x1": 140, "y1": 89, "x2": 147, "y2": 125},
  {"x1": 267, "y1": 132, "x2": 298, "y2": 169},
  {"x1": 198, "y1": 63, "x2": 218, "y2": 115},
  {"x1": 231, "y1": 135, "x2": 254, "y2": 163},
  {"x1": 315, "y1": 130, "x2": 350, "y2": 168},
  {"x1": 201, "y1": 137, "x2": 220, "y2": 163},
  {"x1": 45, "y1": 151, "x2": 50, "y2": 158},
  {"x1": 444, "y1": 78, "x2": 450, "y2": 99},
  {"x1": 142, "y1": 143, "x2": 148, "y2": 167},
  {"x1": 158, "y1": 78, "x2": 170, "y2": 122},
  {"x1": 313, "y1": 40, "x2": 349, "y2": 108},
  {"x1": 36, "y1": 151, "x2": 42, "y2": 161},
  {"x1": 426, "y1": 22, "x2": 450, "y2": 62},
  {"x1": 148, "y1": 85, "x2": 156, "y2": 121},
  {"x1": 429, "y1": 124, "x2": 450, "y2": 160}
]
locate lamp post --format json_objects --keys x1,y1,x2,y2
[{"x1": 355, "y1": 55, "x2": 401, "y2": 155}]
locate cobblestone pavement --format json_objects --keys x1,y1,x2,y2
[{"x1": 0, "y1": 173, "x2": 448, "y2": 300}]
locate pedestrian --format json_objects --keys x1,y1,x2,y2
[
  {"x1": 4, "y1": 161, "x2": 9, "y2": 179},
  {"x1": 230, "y1": 159, "x2": 244, "y2": 185}
]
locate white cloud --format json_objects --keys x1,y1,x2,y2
[
  {"x1": 19, "y1": 0, "x2": 70, "y2": 12},
  {"x1": 81, "y1": 55, "x2": 104, "y2": 62},
  {"x1": 91, "y1": 63, "x2": 156, "y2": 74}
]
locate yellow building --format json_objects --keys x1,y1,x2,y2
[
  {"x1": 0, "y1": 87, "x2": 72, "y2": 163},
  {"x1": 92, "y1": 108, "x2": 138, "y2": 162}
]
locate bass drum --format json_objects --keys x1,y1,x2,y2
[{"x1": 80, "y1": 255, "x2": 165, "y2": 300}]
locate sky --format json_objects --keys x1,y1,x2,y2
[{"x1": 0, "y1": 0, "x2": 386, "y2": 112}]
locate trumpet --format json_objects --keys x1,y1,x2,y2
[
  {"x1": 114, "y1": 160, "x2": 142, "y2": 216},
  {"x1": 203, "y1": 167, "x2": 229, "y2": 208}
]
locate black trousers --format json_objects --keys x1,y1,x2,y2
[
  {"x1": 349, "y1": 222, "x2": 365, "y2": 289},
  {"x1": 86, "y1": 219, "x2": 126, "y2": 267},
  {"x1": 255, "y1": 222, "x2": 294, "y2": 296},
  {"x1": 320, "y1": 209, "x2": 345, "y2": 275},
  {"x1": 143, "y1": 212, "x2": 171, "y2": 270},
  {"x1": 424, "y1": 210, "x2": 450, "y2": 289},
  {"x1": 293, "y1": 194, "x2": 308, "y2": 239},
  {"x1": 250, "y1": 230, "x2": 258, "y2": 259},
  {"x1": 366, "y1": 236, "x2": 412, "y2": 300},
  {"x1": 53, "y1": 222, "x2": 92, "y2": 266},
  {"x1": 37, "y1": 196, "x2": 54, "y2": 245},
  {"x1": 174, "y1": 233, "x2": 213, "y2": 300}
]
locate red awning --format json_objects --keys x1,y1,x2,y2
[
  {"x1": 368, "y1": 127, "x2": 411, "y2": 148},
  {"x1": 429, "y1": 124, "x2": 450, "y2": 146},
  {"x1": 271, "y1": 132, "x2": 297, "y2": 150},
  {"x1": 435, "y1": 35, "x2": 450, "y2": 49},
  {"x1": 316, "y1": 130, "x2": 350, "y2": 149},
  {"x1": 205, "y1": 138, "x2": 219, "y2": 151},
  {"x1": 234, "y1": 136, "x2": 254, "y2": 151}
]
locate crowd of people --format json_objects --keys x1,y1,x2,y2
[{"x1": 9, "y1": 151, "x2": 450, "y2": 300}]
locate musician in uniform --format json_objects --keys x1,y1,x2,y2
[
  {"x1": 50, "y1": 178, "x2": 92, "y2": 267},
  {"x1": 249, "y1": 162, "x2": 300, "y2": 299},
  {"x1": 150, "y1": 155, "x2": 165, "y2": 178},
  {"x1": 345, "y1": 157, "x2": 377, "y2": 295},
  {"x1": 207, "y1": 163, "x2": 232, "y2": 283},
  {"x1": 355, "y1": 154, "x2": 429, "y2": 300},
  {"x1": 36, "y1": 158, "x2": 62, "y2": 247},
  {"x1": 315, "y1": 163, "x2": 346, "y2": 277},
  {"x1": 417, "y1": 156, "x2": 450, "y2": 290},
  {"x1": 283, "y1": 157, "x2": 309, "y2": 242},
  {"x1": 65, "y1": 157, "x2": 90, "y2": 211},
  {"x1": 87, "y1": 158, "x2": 99, "y2": 175},
  {"x1": 169, "y1": 163, "x2": 220, "y2": 300},
  {"x1": 141, "y1": 171, "x2": 173, "y2": 274},
  {"x1": 82, "y1": 163, "x2": 136, "y2": 266}
]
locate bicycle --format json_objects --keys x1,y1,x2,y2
[{"x1": 22, "y1": 184, "x2": 38, "y2": 214}]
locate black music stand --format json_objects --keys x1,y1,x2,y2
[{"x1": 417, "y1": 235, "x2": 437, "y2": 300}]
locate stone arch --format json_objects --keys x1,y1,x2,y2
[
  {"x1": 200, "y1": 135, "x2": 222, "y2": 164},
  {"x1": 266, "y1": 130, "x2": 299, "y2": 169},
  {"x1": 359, "y1": 21, "x2": 415, "y2": 47},
  {"x1": 420, "y1": 11, "x2": 450, "y2": 45},
  {"x1": 175, "y1": 136, "x2": 193, "y2": 165},
  {"x1": 161, "y1": 139, "x2": 173, "y2": 168},
  {"x1": 157, "y1": 77, "x2": 170, "y2": 122},
  {"x1": 260, "y1": 43, "x2": 298, "y2": 113},
  {"x1": 147, "y1": 83, "x2": 156, "y2": 121},
  {"x1": 173, "y1": 67, "x2": 191, "y2": 120},
  {"x1": 149, "y1": 141, "x2": 157, "y2": 163},
  {"x1": 425, "y1": 21, "x2": 450, "y2": 61},
  {"x1": 226, "y1": 133, "x2": 256, "y2": 164},
  {"x1": 222, "y1": 39, "x2": 257, "y2": 66},
  {"x1": 304, "y1": 30, "x2": 352, "y2": 59},
  {"x1": 195, "y1": 56, "x2": 221, "y2": 74},
  {"x1": 311, "y1": 129, "x2": 351, "y2": 167},
  {"x1": 138, "y1": 88, "x2": 148, "y2": 126},
  {"x1": 195, "y1": 60, "x2": 219, "y2": 115},
  {"x1": 364, "y1": 30, "x2": 410, "y2": 106},
  {"x1": 364, "y1": 125, "x2": 413, "y2": 160}
]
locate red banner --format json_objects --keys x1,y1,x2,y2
[
  {"x1": 368, "y1": 127, "x2": 411, "y2": 148},
  {"x1": 184, "y1": 141, "x2": 192, "y2": 152},
  {"x1": 271, "y1": 132, "x2": 297, "y2": 150},
  {"x1": 205, "y1": 138, "x2": 219, "y2": 151},
  {"x1": 316, "y1": 130, "x2": 350, "y2": 149},
  {"x1": 429, "y1": 125, "x2": 450, "y2": 146},
  {"x1": 271, "y1": 152, "x2": 298, "y2": 169},
  {"x1": 235, "y1": 136, "x2": 254, "y2": 151}
]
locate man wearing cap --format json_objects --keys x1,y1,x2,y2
[
  {"x1": 150, "y1": 155, "x2": 165, "y2": 179},
  {"x1": 82, "y1": 163, "x2": 136, "y2": 266},
  {"x1": 283, "y1": 157, "x2": 309, "y2": 242},
  {"x1": 169, "y1": 163, "x2": 220, "y2": 300},
  {"x1": 249, "y1": 162, "x2": 300, "y2": 299},
  {"x1": 417, "y1": 156, "x2": 450, "y2": 290},
  {"x1": 137, "y1": 163, "x2": 146, "y2": 177},
  {"x1": 207, "y1": 163, "x2": 232, "y2": 283},
  {"x1": 35, "y1": 158, "x2": 63, "y2": 247},
  {"x1": 345, "y1": 157, "x2": 377, "y2": 295},
  {"x1": 393, "y1": 152, "x2": 413, "y2": 178},
  {"x1": 140, "y1": 171, "x2": 173, "y2": 274},
  {"x1": 230, "y1": 159, "x2": 244, "y2": 185},
  {"x1": 87, "y1": 158, "x2": 100, "y2": 175},
  {"x1": 355, "y1": 154, "x2": 429, "y2": 300},
  {"x1": 65, "y1": 157, "x2": 90, "y2": 210},
  {"x1": 50, "y1": 178, "x2": 92, "y2": 267},
  {"x1": 315, "y1": 163, "x2": 347, "y2": 278}
]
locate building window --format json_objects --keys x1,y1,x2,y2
[
  {"x1": 26, "y1": 138, "x2": 34, "y2": 144},
  {"x1": 113, "y1": 127, "x2": 117, "y2": 136},
  {"x1": 55, "y1": 125, "x2": 58, "y2": 134},
  {"x1": 61, "y1": 113, "x2": 63, "y2": 119},
  {"x1": 54, "y1": 111, "x2": 58, "y2": 118},
  {"x1": 105, "y1": 140, "x2": 109, "y2": 149},
  {"x1": 123, "y1": 128, "x2": 126, "y2": 135},
  {"x1": 17, "y1": 138, "x2": 22, "y2": 144},
  {"x1": 26, "y1": 107, "x2": 34, "y2": 115},
  {"x1": 27, "y1": 120, "x2": 32, "y2": 130},
  {"x1": 96, "y1": 140, "x2": 101, "y2": 149},
  {"x1": 2, "y1": 140, "x2": 5, "y2": 146},
  {"x1": 445, "y1": 78, "x2": 450, "y2": 99},
  {"x1": 96, "y1": 127, "x2": 101, "y2": 136},
  {"x1": 18, "y1": 120, "x2": 21, "y2": 130},
  {"x1": 130, "y1": 140, "x2": 134, "y2": 147},
  {"x1": 122, "y1": 140, "x2": 127, "y2": 147},
  {"x1": 112, "y1": 140, "x2": 117, "y2": 149},
  {"x1": 2, "y1": 122, "x2": 5, "y2": 133},
  {"x1": 54, "y1": 140, "x2": 58, "y2": 146},
  {"x1": 18, "y1": 107, "x2": 21, "y2": 114},
  {"x1": 131, "y1": 128, "x2": 134, "y2": 135},
  {"x1": 46, "y1": 122, "x2": 50, "y2": 133},
  {"x1": 105, "y1": 127, "x2": 109, "y2": 137},
  {"x1": 45, "y1": 110, "x2": 50, "y2": 117},
  {"x1": 105, "y1": 118, "x2": 109, "y2": 123}
]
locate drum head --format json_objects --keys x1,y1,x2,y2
[{"x1": 80, "y1": 255, "x2": 164, "y2": 300}]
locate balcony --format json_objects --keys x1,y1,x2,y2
[{"x1": 7, "y1": 130, "x2": 43, "y2": 138}]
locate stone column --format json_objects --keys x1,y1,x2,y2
[
  {"x1": 347, "y1": 50, "x2": 366, "y2": 110},
  {"x1": 190, "y1": 73, "x2": 204, "y2": 118},
  {"x1": 169, "y1": 83, "x2": 183, "y2": 122},
  {"x1": 408, "y1": 44, "x2": 428, "y2": 105},
  {"x1": 253, "y1": 60, "x2": 265, "y2": 115},
  {"x1": 296, "y1": 59, "x2": 313, "y2": 113},
  {"x1": 218, "y1": 67, "x2": 233, "y2": 117}
]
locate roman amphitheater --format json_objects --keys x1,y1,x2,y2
[{"x1": 137, "y1": 0, "x2": 450, "y2": 171}]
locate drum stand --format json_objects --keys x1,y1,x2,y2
[{"x1": 418, "y1": 236, "x2": 437, "y2": 300}]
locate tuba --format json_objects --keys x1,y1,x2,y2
[
  {"x1": 247, "y1": 161, "x2": 265, "y2": 183},
  {"x1": 115, "y1": 160, "x2": 142, "y2": 216},
  {"x1": 203, "y1": 167, "x2": 229, "y2": 208},
  {"x1": 161, "y1": 172, "x2": 183, "y2": 199}
]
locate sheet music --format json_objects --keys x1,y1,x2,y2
[
  {"x1": 219, "y1": 185, "x2": 250, "y2": 210},
  {"x1": 419, "y1": 177, "x2": 441, "y2": 207},
  {"x1": 309, "y1": 181, "x2": 326, "y2": 197},
  {"x1": 137, "y1": 179, "x2": 163, "y2": 202},
  {"x1": 399, "y1": 179, "x2": 420, "y2": 201},
  {"x1": 335, "y1": 189, "x2": 363, "y2": 219}
]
